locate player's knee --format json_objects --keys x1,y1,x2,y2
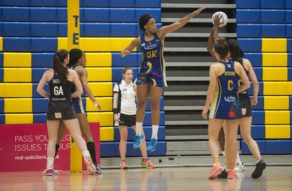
[
  {"x1": 137, "y1": 100, "x2": 147, "y2": 110},
  {"x1": 150, "y1": 101, "x2": 160, "y2": 110}
]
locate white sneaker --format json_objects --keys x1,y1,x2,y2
[{"x1": 234, "y1": 162, "x2": 245, "y2": 172}]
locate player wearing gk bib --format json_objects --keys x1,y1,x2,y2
[
  {"x1": 37, "y1": 49, "x2": 96, "y2": 176},
  {"x1": 113, "y1": 67, "x2": 155, "y2": 169},
  {"x1": 208, "y1": 18, "x2": 266, "y2": 178},
  {"x1": 121, "y1": 7, "x2": 206, "y2": 152},
  {"x1": 54, "y1": 49, "x2": 102, "y2": 174},
  {"x1": 202, "y1": 39, "x2": 250, "y2": 179}
]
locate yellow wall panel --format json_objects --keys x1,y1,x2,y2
[
  {"x1": 4, "y1": 68, "x2": 32, "y2": 82},
  {"x1": 2, "y1": 83, "x2": 32, "y2": 97},
  {"x1": 262, "y1": 67, "x2": 287, "y2": 81},
  {"x1": 87, "y1": 112, "x2": 113, "y2": 127},
  {"x1": 109, "y1": 38, "x2": 136, "y2": 51},
  {"x1": 264, "y1": 96, "x2": 289, "y2": 110},
  {"x1": 86, "y1": 68, "x2": 112, "y2": 82},
  {"x1": 0, "y1": 37, "x2": 3, "y2": 51},
  {"x1": 262, "y1": 38, "x2": 287, "y2": 53},
  {"x1": 263, "y1": 82, "x2": 290, "y2": 95},
  {"x1": 4, "y1": 53, "x2": 32, "y2": 67},
  {"x1": 262, "y1": 53, "x2": 287, "y2": 67},
  {"x1": 58, "y1": 37, "x2": 67, "y2": 50},
  {"x1": 0, "y1": 84, "x2": 4, "y2": 97},
  {"x1": 86, "y1": 53, "x2": 112, "y2": 67},
  {"x1": 100, "y1": 127, "x2": 114, "y2": 141},
  {"x1": 86, "y1": 97, "x2": 112, "y2": 112},
  {"x1": 266, "y1": 125, "x2": 290, "y2": 139},
  {"x1": 4, "y1": 98, "x2": 32, "y2": 113},
  {"x1": 5, "y1": 114, "x2": 33, "y2": 124},
  {"x1": 80, "y1": 38, "x2": 110, "y2": 51},
  {"x1": 265, "y1": 111, "x2": 290, "y2": 124},
  {"x1": 88, "y1": 82, "x2": 112, "y2": 97},
  {"x1": 58, "y1": 37, "x2": 135, "y2": 52}
]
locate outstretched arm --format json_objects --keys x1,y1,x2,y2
[
  {"x1": 158, "y1": 7, "x2": 206, "y2": 39},
  {"x1": 207, "y1": 14, "x2": 222, "y2": 59},
  {"x1": 120, "y1": 37, "x2": 141, "y2": 57}
]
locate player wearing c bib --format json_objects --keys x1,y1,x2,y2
[{"x1": 202, "y1": 39, "x2": 250, "y2": 179}]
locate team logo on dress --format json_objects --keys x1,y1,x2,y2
[
  {"x1": 144, "y1": 44, "x2": 158, "y2": 50},
  {"x1": 141, "y1": 43, "x2": 145, "y2": 47},
  {"x1": 224, "y1": 96, "x2": 236, "y2": 102}
]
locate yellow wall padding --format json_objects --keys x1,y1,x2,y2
[
  {"x1": 5, "y1": 114, "x2": 33, "y2": 124},
  {"x1": 87, "y1": 112, "x2": 113, "y2": 127},
  {"x1": 262, "y1": 53, "x2": 287, "y2": 67},
  {"x1": 264, "y1": 96, "x2": 289, "y2": 110},
  {"x1": 265, "y1": 111, "x2": 290, "y2": 125},
  {"x1": 266, "y1": 125, "x2": 290, "y2": 139},
  {"x1": 4, "y1": 98, "x2": 32, "y2": 113},
  {"x1": 100, "y1": 127, "x2": 114, "y2": 141},
  {"x1": 4, "y1": 52, "x2": 32, "y2": 67},
  {"x1": 86, "y1": 68, "x2": 112, "y2": 82},
  {"x1": 4, "y1": 68, "x2": 32, "y2": 82},
  {"x1": 262, "y1": 38, "x2": 287, "y2": 53},
  {"x1": 86, "y1": 97, "x2": 112, "y2": 112},
  {"x1": 262, "y1": 67, "x2": 287, "y2": 81}
]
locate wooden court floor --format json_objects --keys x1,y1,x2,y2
[{"x1": 0, "y1": 166, "x2": 291, "y2": 191}]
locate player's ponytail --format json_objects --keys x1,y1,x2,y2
[
  {"x1": 53, "y1": 49, "x2": 69, "y2": 82},
  {"x1": 214, "y1": 38, "x2": 229, "y2": 60},
  {"x1": 227, "y1": 39, "x2": 245, "y2": 64}
]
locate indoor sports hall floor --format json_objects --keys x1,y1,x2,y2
[{"x1": 0, "y1": 166, "x2": 292, "y2": 191}]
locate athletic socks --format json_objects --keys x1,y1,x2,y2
[
  {"x1": 87, "y1": 142, "x2": 97, "y2": 166},
  {"x1": 54, "y1": 144, "x2": 60, "y2": 158},
  {"x1": 151, "y1": 125, "x2": 159, "y2": 139},
  {"x1": 136, "y1": 122, "x2": 143, "y2": 136},
  {"x1": 46, "y1": 157, "x2": 54, "y2": 169},
  {"x1": 236, "y1": 152, "x2": 243, "y2": 164}
]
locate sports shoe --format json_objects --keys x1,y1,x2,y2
[
  {"x1": 95, "y1": 164, "x2": 103, "y2": 174},
  {"x1": 42, "y1": 169, "x2": 57, "y2": 176},
  {"x1": 251, "y1": 160, "x2": 266, "y2": 179},
  {"x1": 141, "y1": 159, "x2": 156, "y2": 169},
  {"x1": 84, "y1": 158, "x2": 96, "y2": 175},
  {"x1": 133, "y1": 134, "x2": 145, "y2": 149},
  {"x1": 227, "y1": 170, "x2": 237, "y2": 179},
  {"x1": 121, "y1": 160, "x2": 128, "y2": 170},
  {"x1": 234, "y1": 162, "x2": 245, "y2": 172},
  {"x1": 147, "y1": 138, "x2": 157, "y2": 152},
  {"x1": 208, "y1": 164, "x2": 223, "y2": 179},
  {"x1": 217, "y1": 169, "x2": 228, "y2": 179}
]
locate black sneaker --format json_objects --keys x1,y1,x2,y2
[
  {"x1": 217, "y1": 169, "x2": 228, "y2": 179},
  {"x1": 252, "y1": 160, "x2": 266, "y2": 179}
]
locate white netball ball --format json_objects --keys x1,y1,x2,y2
[{"x1": 212, "y1": 11, "x2": 228, "y2": 28}]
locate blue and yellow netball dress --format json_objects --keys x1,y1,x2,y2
[
  {"x1": 209, "y1": 60, "x2": 242, "y2": 120},
  {"x1": 136, "y1": 32, "x2": 167, "y2": 88}
]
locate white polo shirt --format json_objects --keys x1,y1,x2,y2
[{"x1": 113, "y1": 80, "x2": 136, "y2": 115}]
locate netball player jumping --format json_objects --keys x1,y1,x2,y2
[{"x1": 121, "y1": 7, "x2": 206, "y2": 152}]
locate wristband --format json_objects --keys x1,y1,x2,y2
[{"x1": 113, "y1": 108, "x2": 119, "y2": 114}]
